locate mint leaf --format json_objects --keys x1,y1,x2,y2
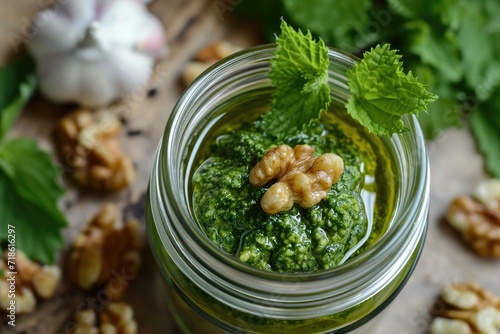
[
  {"x1": 470, "y1": 102, "x2": 500, "y2": 178},
  {"x1": 283, "y1": 0, "x2": 371, "y2": 51},
  {"x1": 0, "y1": 56, "x2": 36, "y2": 140},
  {"x1": 261, "y1": 20, "x2": 331, "y2": 138},
  {"x1": 346, "y1": 44, "x2": 438, "y2": 136},
  {"x1": 0, "y1": 139, "x2": 67, "y2": 264}
]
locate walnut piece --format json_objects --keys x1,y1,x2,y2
[
  {"x1": 249, "y1": 144, "x2": 344, "y2": 214},
  {"x1": 68, "y1": 204, "x2": 142, "y2": 299},
  {"x1": 182, "y1": 41, "x2": 242, "y2": 86},
  {"x1": 474, "y1": 179, "x2": 500, "y2": 211},
  {"x1": 0, "y1": 251, "x2": 60, "y2": 314},
  {"x1": 56, "y1": 109, "x2": 135, "y2": 192},
  {"x1": 73, "y1": 302, "x2": 138, "y2": 334},
  {"x1": 430, "y1": 282, "x2": 500, "y2": 334},
  {"x1": 446, "y1": 180, "x2": 500, "y2": 257}
]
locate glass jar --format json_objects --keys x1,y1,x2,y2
[{"x1": 146, "y1": 45, "x2": 429, "y2": 333}]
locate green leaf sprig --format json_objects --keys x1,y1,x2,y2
[
  {"x1": 261, "y1": 20, "x2": 331, "y2": 138},
  {"x1": 264, "y1": 20, "x2": 437, "y2": 138},
  {"x1": 346, "y1": 44, "x2": 438, "y2": 135},
  {"x1": 0, "y1": 56, "x2": 68, "y2": 264}
]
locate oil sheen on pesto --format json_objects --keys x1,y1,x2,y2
[{"x1": 191, "y1": 104, "x2": 395, "y2": 273}]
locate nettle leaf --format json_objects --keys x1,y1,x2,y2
[
  {"x1": 0, "y1": 139, "x2": 67, "y2": 264},
  {"x1": 261, "y1": 20, "x2": 331, "y2": 138},
  {"x1": 346, "y1": 44, "x2": 438, "y2": 136},
  {"x1": 0, "y1": 57, "x2": 66, "y2": 264}
]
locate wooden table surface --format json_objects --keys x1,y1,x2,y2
[{"x1": 1, "y1": 1, "x2": 498, "y2": 333}]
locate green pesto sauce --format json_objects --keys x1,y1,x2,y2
[{"x1": 191, "y1": 104, "x2": 395, "y2": 273}]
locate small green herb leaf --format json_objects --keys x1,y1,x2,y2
[
  {"x1": 261, "y1": 20, "x2": 331, "y2": 138},
  {"x1": 0, "y1": 139, "x2": 67, "y2": 264},
  {"x1": 346, "y1": 44, "x2": 438, "y2": 136},
  {"x1": 0, "y1": 56, "x2": 36, "y2": 140}
]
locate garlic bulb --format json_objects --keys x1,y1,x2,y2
[{"x1": 28, "y1": 0, "x2": 166, "y2": 108}]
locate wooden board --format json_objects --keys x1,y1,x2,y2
[{"x1": 1, "y1": 1, "x2": 499, "y2": 333}]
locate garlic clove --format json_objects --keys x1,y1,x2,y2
[
  {"x1": 134, "y1": 21, "x2": 168, "y2": 57},
  {"x1": 40, "y1": 55, "x2": 119, "y2": 108},
  {"x1": 107, "y1": 49, "x2": 155, "y2": 95},
  {"x1": 60, "y1": 0, "x2": 99, "y2": 27},
  {"x1": 100, "y1": 0, "x2": 166, "y2": 56},
  {"x1": 77, "y1": 60, "x2": 122, "y2": 108},
  {"x1": 38, "y1": 56, "x2": 82, "y2": 105},
  {"x1": 28, "y1": 13, "x2": 82, "y2": 57}
]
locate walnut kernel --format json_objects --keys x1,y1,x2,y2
[
  {"x1": 474, "y1": 179, "x2": 500, "y2": 211},
  {"x1": 56, "y1": 109, "x2": 135, "y2": 192},
  {"x1": 182, "y1": 41, "x2": 242, "y2": 86},
  {"x1": 69, "y1": 204, "x2": 142, "y2": 299},
  {"x1": 0, "y1": 251, "x2": 60, "y2": 314},
  {"x1": 446, "y1": 193, "x2": 500, "y2": 257},
  {"x1": 430, "y1": 282, "x2": 500, "y2": 334},
  {"x1": 73, "y1": 302, "x2": 137, "y2": 334},
  {"x1": 250, "y1": 144, "x2": 344, "y2": 214}
]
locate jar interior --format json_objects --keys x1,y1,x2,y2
[{"x1": 184, "y1": 88, "x2": 398, "y2": 268}]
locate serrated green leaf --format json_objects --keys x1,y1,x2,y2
[
  {"x1": 470, "y1": 102, "x2": 500, "y2": 178},
  {"x1": 346, "y1": 44, "x2": 438, "y2": 136},
  {"x1": 261, "y1": 20, "x2": 331, "y2": 138},
  {"x1": 0, "y1": 56, "x2": 36, "y2": 140},
  {"x1": 0, "y1": 139, "x2": 67, "y2": 264}
]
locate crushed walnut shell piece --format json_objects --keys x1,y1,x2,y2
[
  {"x1": 0, "y1": 251, "x2": 60, "y2": 314},
  {"x1": 249, "y1": 144, "x2": 344, "y2": 214},
  {"x1": 56, "y1": 109, "x2": 135, "y2": 192},
  {"x1": 446, "y1": 180, "x2": 500, "y2": 257},
  {"x1": 73, "y1": 302, "x2": 138, "y2": 334},
  {"x1": 430, "y1": 282, "x2": 500, "y2": 334},
  {"x1": 182, "y1": 41, "x2": 242, "y2": 86},
  {"x1": 68, "y1": 204, "x2": 142, "y2": 299}
]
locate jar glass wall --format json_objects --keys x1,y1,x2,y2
[{"x1": 147, "y1": 45, "x2": 429, "y2": 333}]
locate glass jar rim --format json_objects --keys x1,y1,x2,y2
[{"x1": 150, "y1": 44, "x2": 429, "y2": 319}]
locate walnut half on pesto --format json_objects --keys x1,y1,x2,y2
[{"x1": 249, "y1": 144, "x2": 344, "y2": 214}]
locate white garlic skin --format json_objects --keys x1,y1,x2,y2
[{"x1": 28, "y1": 0, "x2": 167, "y2": 108}]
